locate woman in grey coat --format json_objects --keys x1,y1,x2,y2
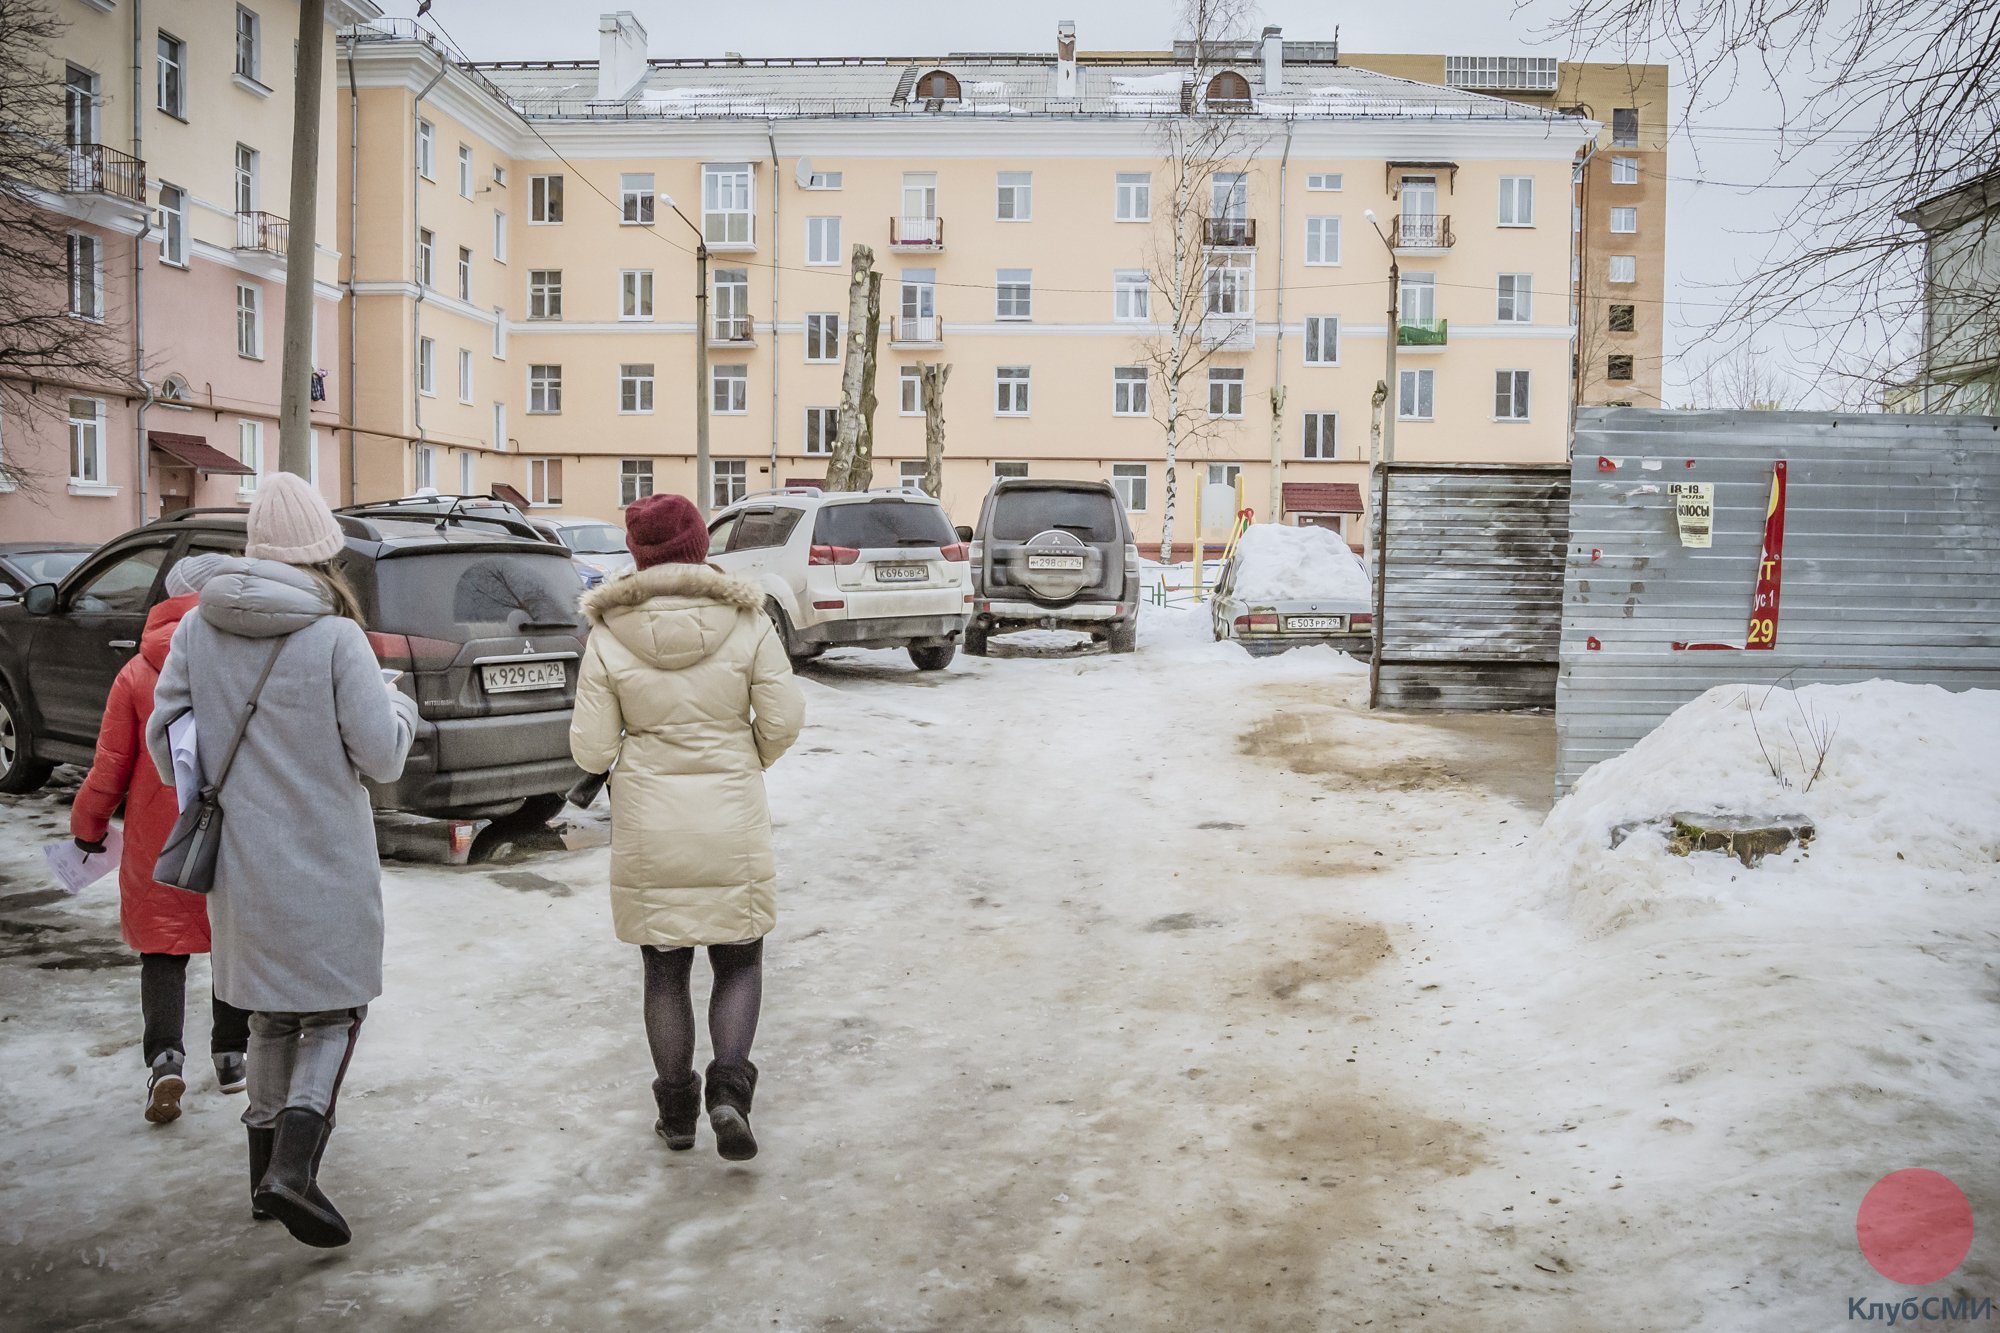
[{"x1": 147, "y1": 473, "x2": 416, "y2": 1249}]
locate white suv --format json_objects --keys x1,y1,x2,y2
[{"x1": 706, "y1": 488, "x2": 972, "y2": 671}]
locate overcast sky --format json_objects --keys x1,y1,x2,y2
[{"x1": 404, "y1": 0, "x2": 1878, "y2": 407}]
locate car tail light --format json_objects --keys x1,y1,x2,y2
[
  {"x1": 365, "y1": 630, "x2": 459, "y2": 670},
  {"x1": 812, "y1": 599, "x2": 845, "y2": 611},
  {"x1": 1350, "y1": 613, "x2": 1373, "y2": 626},
  {"x1": 808, "y1": 545, "x2": 860, "y2": 566},
  {"x1": 940, "y1": 542, "x2": 969, "y2": 562},
  {"x1": 1233, "y1": 614, "x2": 1278, "y2": 631}
]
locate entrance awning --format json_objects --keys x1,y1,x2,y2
[
  {"x1": 1282, "y1": 482, "x2": 1363, "y2": 514},
  {"x1": 491, "y1": 482, "x2": 531, "y2": 509},
  {"x1": 149, "y1": 431, "x2": 253, "y2": 475}
]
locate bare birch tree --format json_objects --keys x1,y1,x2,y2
[
  {"x1": 918, "y1": 362, "x2": 950, "y2": 499},
  {"x1": 826, "y1": 244, "x2": 880, "y2": 491}
]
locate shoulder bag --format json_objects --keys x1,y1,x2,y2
[{"x1": 154, "y1": 640, "x2": 286, "y2": 894}]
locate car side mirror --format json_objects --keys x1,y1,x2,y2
[
  {"x1": 22, "y1": 583, "x2": 57, "y2": 615},
  {"x1": 954, "y1": 525, "x2": 973, "y2": 543}
]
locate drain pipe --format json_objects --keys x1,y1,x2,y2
[
  {"x1": 409, "y1": 51, "x2": 447, "y2": 485},
  {"x1": 1268, "y1": 119, "x2": 1293, "y2": 523},
  {"x1": 130, "y1": 0, "x2": 153, "y2": 524},
  {"x1": 345, "y1": 37, "x2": 362, "y2": 502},
  {"x1": 766, "y1": 121, "x2": 781, "y2": 486}
]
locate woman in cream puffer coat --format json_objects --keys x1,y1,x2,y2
[{"x1": 570, "y1": 493, "x2": 804, "y2": 1162}]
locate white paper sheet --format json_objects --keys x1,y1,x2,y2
[
  {"x1": 168, "y1": 712, "x2": 200, "y2": 812},
  {"x1": 43, "y1": 828, "x2": 123, "y2": 894}
]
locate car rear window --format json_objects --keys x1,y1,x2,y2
[
  {"x1": 561, "y1": 524, "x2": 627, "y2": 556},
  {"x1": 369, "y1": 551, "x2": 582, "y2": 636},
  {"x1": 813, "y1": 500, "x2": 955, "y2": 549},
  {"x1": 12, "y1": 550, "x2": 90, "y2": 586},
  {"x1": 988, "y1": 490, "x2": 1121, "y2": 543}
]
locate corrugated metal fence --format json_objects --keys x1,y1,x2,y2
[
  {"x1": 1370, "y1": 462, "x2": 1571, "y2": 712},
  {"x1": 1556, "y1": 409, "x2": 2000, "y2": 794}
]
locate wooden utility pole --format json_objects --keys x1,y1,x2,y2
[
  {"x1": 918, "y1": 362, "x2": 951, "y2": 497},
  {"x1": 278, "y1": 0, "x2": 327, "y2": 477},
  {"x1": 827, "y1": 244, "x2": 877, "y2": 490}
]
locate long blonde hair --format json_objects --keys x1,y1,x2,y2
[{"x1": 300, "y1": 560, "x2": 365, "y2": 625}]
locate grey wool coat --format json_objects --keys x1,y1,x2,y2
[{"x1": 146, "y1": 558, "x2": 417, "y2": 1013}]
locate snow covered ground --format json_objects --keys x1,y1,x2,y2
[{"x1": 1, "y1": 605, "x2": 1994, "y2": 1330}]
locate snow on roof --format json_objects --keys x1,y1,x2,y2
[{"x1": 1230, "y1": 523, "x2": 1372, "y2": 605}]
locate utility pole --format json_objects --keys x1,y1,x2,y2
[
  {"x1": 663, "y1": 197, "x2": 712, "y2": 514},
  {"x1": 1364, "y1": 209, "x2": 1400, "y2": 466},
  {"x1": 278, "y1": 0, "x2": 327, "y2": 478}
]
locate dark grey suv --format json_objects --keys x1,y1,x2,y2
[
  {"x1": 0, "y1": 506, "x2": 586, "y2": 821},
  {"x1": 966, "y1": 479, "x2": 1141, "y2": 655}
]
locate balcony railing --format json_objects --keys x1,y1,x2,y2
[
  {"x1": 63, "y1": 143, "x2": 146, "y2": 203},
  {"x1": 889, "y1": 216, "x2": 944, "y2": 250},
  {"x1": 1202, "y1": 216, "x2": 1256, "y2": 248},
  {"x1": 1394, "y1": 214, "x2": 1455, "y2": 249},
  {"x1": 890, "y1": 315, "x2": 943, "y2": 346},
  {"x1": 708, "y1": 316, "x2": 755, "y2": 344},
  {"x1": 235, "y1": 210, "x2": 290, "y2": 256},
  {"x1": 1398, "y1": 317, "x2": 1449, "y2": 347},
  {"x1": 1199, "y1": 313, "x2": 1255, "y2": 351}
]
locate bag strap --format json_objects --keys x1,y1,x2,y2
[{"x1": 207, "y1": 639, "x2": 286, "y2": 796}]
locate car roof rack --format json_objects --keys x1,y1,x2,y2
[
  {"x1": 737, "y1": 485, "x2": 823, "y2": 501},
  {"x1": 147, "y1": 506, "x2": 250, "y2": 525},
  {"x1": 338, "y1": 499, "x2": 547, "y2": 542}
]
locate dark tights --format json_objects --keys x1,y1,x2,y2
[
  {"x1": 641, "y1": 939, "x2": 763, "y2": 1079},
  {"x1": 139, "y1": 953, "x2": 251, "y2": 1068}
]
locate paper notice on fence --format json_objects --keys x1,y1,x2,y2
[
  {"x1": 167, "y1": 712, "x2": 200, "y2": 812},
  {"x1": 43, "y1": 828, "x2": 122, "y2": 895},
  {"x1": 1670, "y1": 482, "x2": 1714, "y2": 548}
]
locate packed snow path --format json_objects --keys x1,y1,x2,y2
[{"x1": 1, "y1": 612, "x2": 1993, "y2": 1330}]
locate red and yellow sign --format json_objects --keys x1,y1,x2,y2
[{"x1": 1745, "y1": 461, "x2": 1787, "y2": 649}]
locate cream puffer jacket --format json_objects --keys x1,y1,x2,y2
[{"x1": 570, "y1": 563, "x2": 805, "y2": 948}]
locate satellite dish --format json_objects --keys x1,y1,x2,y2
[{"x1": 794, "y1": 157, "x2": 815, "y2": 189}]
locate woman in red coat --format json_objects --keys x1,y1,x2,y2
[{"x1": 71, "y1": 558, "x2": 250, "y2": 1125}]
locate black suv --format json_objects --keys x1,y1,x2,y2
[
  {"x1": 966, "y1": 479, "x2": 1142, "y2": 655},
  {"x1": 0, "y1": 505, "x2": 587, "y2": 821}
]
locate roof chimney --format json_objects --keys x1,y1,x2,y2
[
  {"x1": 1262, "y1": 25, "x2": 1283, "y2": 92},
  {"x1": 1054, "y1": 20, "x2": 1078, "y2": 98},
  {"x1": 596, "y1": 11, "x2": 649, "y2": 102}
]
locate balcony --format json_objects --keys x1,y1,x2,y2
[
  {"x1": 707, "y1": 317, "x2": 756, "y2": 347},
  {"x1": 1398, "y1": 317, "x2": 1449, "y2": 348},
  {"x1": 1202, "y1": 216, "x2": 1257, "y2": 248},
  {"x1": 1200, "y1": 313, "x2": 1255, "y2": 351},
  {"x1": 890, "y1": 316, "x2": 943, "y2": 348},
  {"x1": 234, "y1": 210, "x2": 290, "y2": 256},
  {"x1": 1393, "y1": 214, "x2": 1455, "y2": 251},
  {"x1": 63, "y1": 144, "x2": 146, "y2": 203},
  {"x1": 889, "y1": 216, "x2": 944, "y2": 251}
]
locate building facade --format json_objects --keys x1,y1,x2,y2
[
  {"x1": 1897, "y1": 170, "x2": 2000, "y2": 414},
  {"x1": 339, "y1": 16, "x2": 1598, "y2": 551}
]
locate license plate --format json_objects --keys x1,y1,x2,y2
[
  {"x1": 1286, "y1": 616, "x2": 1345, "y2": 632},
  {"x1": 1027, "y1": 554, "x2": 1085, "y2": 571},
  {"x1": 481, "y1": 659, "x2": 567, "y2": 693},
  {"x1": 874, "y1": 563, "x2": 928, "y2": 583}
]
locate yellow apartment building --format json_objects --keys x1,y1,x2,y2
[{"x1": 341, "y1": 16, "x2": 1600, "y2": 553}]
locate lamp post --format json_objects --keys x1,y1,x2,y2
[
  {"x1": 661, "y1": 196, "x2": 712, "y2": 516},
  {"x1": 1362, "y1": 210, "x2": 1400, "y2": 709},
  {"x1": 1362, "y1": 209, "x2": 1399, "y2": 465}
]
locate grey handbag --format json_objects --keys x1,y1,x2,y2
[{"x1": 154, "y1": 641, "x2": 285, "y2": 894}]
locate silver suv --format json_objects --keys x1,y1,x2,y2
[{"x1": 966, "y1": 479, "x2": 1140, "y2": 655}]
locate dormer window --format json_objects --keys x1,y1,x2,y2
[
  {"x1": 159, "y1": 374, "x2": 189, "y2": 403},
  {"x1": 1205, "y1": 70, "x2": 1252, "y2": 109},
  {"x1": 915, "y1": 69, "x2": 961, "y2": 101}
]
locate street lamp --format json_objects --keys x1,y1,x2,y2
[
  {"x1": 660, "y1": 194, "x2": 712, "y2": 516},
  {"x1": 1361, "y1": 209, "x2": 1399, "y2": 709}
]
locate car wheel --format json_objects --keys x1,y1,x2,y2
[
  {"x1": 494, "y1": 792, "x2": 568, "y2": 828},
  {"x1": 1106, "y1": 618, "x2": 1139, "y2": 654},
  {"x1": 0, "y1": 683, "x2": 55, "y2": 795},
  {"x1": 908, "y1": 643, "x2": 956, "y2": 672},
  {"x1": 962, "y1": 622, "x2": 989, "y2": 657},
  {"x1": 764, "y1": 600, "x2": 817, "y2": 672}
]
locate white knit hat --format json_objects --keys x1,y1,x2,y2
[{"x1": 246, "y1": 472, "x2": 344, "y2": 565}]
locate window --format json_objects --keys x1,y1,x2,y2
[
  {"x1": 459, "y1": 450, "x2": 474, "y2": 495},
  {"x1": 493, "y1": 210, "x2": 507, "y2": 261},
  {"x1": 620, "y1": 269, "x2": 653, "y2": 320},
  {"x1": 1497, "y1": 273, "x2": 1533, "y2": 323},
  {"x1": 713, "y1": 269, "x2": 749, "y2": 339},
  {"x1": 901, "y1": 171, "x2": 937, "y2": 226},
  {"x1": 417, "y1": 336, "x2": 435, "y2": 395},
  {"x1": 1113, "y1": 271, "x2": 1150, "y2": 322},
  {"x1": 492, "y1": 308, "x2": 506, "y2": 357},
  {"x1": 702, "y1": 163, "x2": 753, "y2": 245},
  {"x1": 1444, "y1": 54, "x2": 1559, "y2": 91},
  {"x1": 1398, "y1": 367, "x2": 1435, "y2": 420},
  {"x1": 995, "y1": 367, "x2": 1030, "y2": 415},
  {"x1": 416, "y1": 228, "x2": 435, "y2": 287},
  {"x1": 712, "y1": 363, "x2": 748, "y2": 414},
  {"x1": 1113, "y1": 366, "x2": 1148, "y2": 416},
  {"x1": 1608, "y1": 255, "x2": 1637, "y2": 284},
  {"x1": 996, "y1": 171, "x2": 1032, "y2": 221},
  {"x1": 457, "y1": 247, "x2": 473, "y2": 302},
  {"x1": 1112, "y1": 463, "x2": 1149, "y2": 512},
  {"x1": 1495, "y1": 369, "x2": 1530, "y2": 420},
  {"x1": 529, "y1": 269, "x2": 562, "y2": 320},
  {"x1": 1400, "y1": 271, "x2": 1437, "y2": 328},
  {"x1": 158, "y1": 184, "x2": 187, "y2": 264},
  {"x1": 1204, "y1": 261, "x2": 1252, "y2": 316},
  {"x1": 1115, "y1": 172, "x2": 1151, "y2": 221},
  {"x1": 898, "y1": 367, "x2": 922, "y2": 416},
  {"x1": 493, "y1": 165, "x2": 507, "y2": 187},
  {"x1": 1607, "y1": 354, "x2": 1635, "y2": 381},
  {"x1": 803, "y1": 170, "x2": 843, "y2": 190},
  {"x1": 621, "y1": 459, "x2": 654, "y2": 505},
  {"x1": 1304, "y1": 216, "x2": 1341, "y2": 265},
  {"x1": 1302, "y1": 412, "x2": 1337, "y2": 459},
  {"x1": 619, "y1": 363, "x2": 655, "y2": 414},
  {"x1": 528, "y1": 364, "x2": 562, "y2": 414},
  {"x1": 66, "y1": 233, "x2": 102, "y2": 319},
  {"x1": 995, "y1": 269, "x2": 1032, "y2": 320},
  {"x1": 458, "y1": 347, "x2": 474, "y2": 403},
  {"x1": 1205, "y1": 70, "x2": 1252, "y2": 107},
  {"x1": 1499, "y1": 176, "x2": 1534, "y2": 226},
  {"x1": 1610, "y1": 207, "x2": 1638, "y2": 234},
  {"x1": 898, "y1": 461, "x2": 927, "y2": 491},
  {"x1": 64, "y1": 64, "x2": 99, "y2": 146},
  {"x1": 234, "y1": 145, "x2": 258, "y2": 213},
  {"x1": 1211, "y1": 171, "x2": 1249, "y2": 222},
  {"x1": 237, "y1": 421, "x2": 263, "y2": 492},
  {"x1": 1612, "y1": 107, "x2": 1639, "y2": 147},
  {"x1": 68, "y1": 398, "x2": 105, "y2": 484},
  {"x1": 527, "y1": 457, "x2": 562, "y2": 507},
  {"x1": 1206, "y1": 463, "x2": 1242, "y2": 488},
  {"x1": 1611, "y1": 156, "x2": 1639, "y2": 185},
  {"x1": 235, "y1": 283, "x2": 261, "y2": 357},
  {"x1": 620, "y1": 172, "x2": 655, "y2": 225},
  {"x1": 1609, "y1": 303, "x2": 1636, "y2": 333},
  {"x1": 915, "y1": 70, "x2": 960, "y2": 100},
  {"x1": 1208, "y1": 367, "x2": 1244, "y2": 418},
  {"x1": 458, "y1": 144, "x2": 473, "y2": 197},
  {"x1": 712, "y1": 460, "x2": 747, "y2": 509},
  {"x1": 806, "y1": 216, "x2": 842, "y2": 265},
  {"x1": 529, "y1": 174, "x2": 563, "y2": 224},
  {"x1": 804, "y1": 313, "x2": 840, "y2": 362},
  {"x1": 804, "y1": 407, "x2": 838, "y2": 455},
  {"x1": 1307, "y1": 173, "x2": 1343, "y2": 191},
  {"x1": 235, "y1": 8, "x2": 261, "y2": 81},
  {"x1": 492, "y1": 401, "x2": 506, "y2": 450},
  {"x1": 1304, "y1": 315, "x2": 1338, "y2": 365},
  {"x1": 993, "y1": 461, "x2": 1029, "y2": 481},
  {"x1": 413, "y1": 444, "x2": 436, "y2": 492},
  {"x1": 156, "y1": 33, "x2": 185, "y2": 117},
  {"x1": 416, "y1": 119, "x2": 435, "y2": 180}
]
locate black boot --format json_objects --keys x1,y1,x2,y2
[
  {"x1": 652, "y1": 1070, "x2": 701, "y2": 1150},
  {"x1": 704, "y1": 1059, "x2": 758, "y2": 1162},
  {"x1": 247, "y1": 1127, "x2": 275, "y2": 1221},
  {"x1": 253, "y1": 1107, "x2": 350, "y2": 1248}
]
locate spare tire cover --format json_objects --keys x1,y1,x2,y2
[{"x1": 1015, "y1": 529, "x2": 1092, "y2": 601}]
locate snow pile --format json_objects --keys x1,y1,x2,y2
[
  {"x1": 1536, "y1": 682, "x2": 2000, "y2": 931},
  {"x1": 1229, "y1": 523, "x2": 1371, "y2": 604}
]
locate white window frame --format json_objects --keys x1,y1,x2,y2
[
  {"x1": 619, "y1": 363, "x2": 655, "y2": 415},
  {"x1": 234, "y1": 144, "x2": 258, "y2": 213},
  {"x1": 413, "y1": 443, "x2": 436, "y2": 492},
  {"x1": 805, "y1": 215, "x2": 842, "y2": 266},
  {"x1": 804, "y1": 313, "x2": 840, "y2": 363},
  {"x1": 416, "y1": 119, "x2": 435, "y2": 181},
  {"x1": 493, "y1": 210, "x2": 508, "y2": 261},
  {"x1": 1608, "y1": 255, "x2": 1637, "y2": 284},
  {"x1": 1498, "y1": 175, "x2": 1535, "y2": 227},
  {"x1": 711, "y1": 459, "x2": 747, "y2": 510},
  {"x1": 457, "y1": 347, "x2": 474, "y2": 404},
  {"x1": 1208, "y1": 368, "x2": 1245, "y2": 418},
  {"x1": 1302, "y1": 411, "x2": 1337, "y2": 459},
  {"x1": 1494, "y1": 369, "x2": 1531, "y2": 421},
  {"x1": 995, "y1": 269, "x2": 1032, "y2": 321},
  {"x1": 235, "y1": 283, "x2": 262, "y2": 358},
  {"x1": 416, "y1": 228, "x2": 434, "y2": 287},
  {"x1": 527, "y1": 364, "x2": 562, "y2": 414},
  {"x1": 66, "y1": 232, "x2": 103, "y2": 320},
  {"x1": 1611, "y1": 156, "x2": 1639, "y2": 185},
  {"x1": 1303, "y1": 216, "x2": 1341, "y2": 266},
  {"x1": 898, "y1": 460, "x2": 927, "y2": 490},
  {"x1": 995, "y1": 366, "x2": 1031, "y2": 416},
  {"x1": 491, "y1": 308, "x2": 506, "y2": 358},
  {"x1": 996, "y1": 171, "x2": 1033, "y2": 221},
  {"x1": 1115, "y1": 172, "x2": 1151, "y2": 222},
  {"x1": 455, "y1": 246, "x2": 472, "y2": 302},
  {"x1": 712, "y1": 269, "x2": 749, "y2": 339},
  {"x1": 1111, "y1": 462, "x2": 1149, "y2": 512},
  {"x1": 459, "y1": 449, "x2": 474, "y2": 496},
  {"x1": 234, "y1": 7, "x2": 261, "y2": 83},
  {"x1": 620, "y1": 172, "x2": 655, "y2": 225},
  {"x1": 67, "y1": 397, "x2": 106, "y2": 486},
  {"x1": 1398, "y1": 367, "x2": 1435, "y2": 420},
  {"x1": 492, "y1": 401, "x2": 506, "y2": 450},
  {"x1": 804, "y1": 406, "x2": 838, "y2": 454},
  {"x1": 620, "y1": 458, "x2": 655, "y2": 506},
  {"x1": 528, "y1": 269, "x2": 562, "y2": 321},
  {"x1": 417, "y1": 336, "x2": 435, "y2": 396},
  {"x1": 527, "y1": 456, "x2": 561, "y2": 507},
  {"x1": 803, "y1": 171, "x2": 843, "y2": 191},
  {"x1": 1113, "y1": 366, "x2": 1148, "y2": 417},
  {"x1": 457, "y1": 144, "x2": 473, "y2": 198},
  {"x1": 620, "y1": 269, "x2": 654, "y2": 321},
  {"x1": 237, "y1": 420, "x2": 264, "y2": 495},
  {"x1": 993, "y1": 461, "x2": 1029, "y2": 481},
  {"x1": 1610, "y1": 207, "x2": 1638, "y2": 234},
  {"x1": 529, "y1": 174, "x2": 563, "y2": 225},
  {"x1": 898, "y1": 367, "x2": 922, "y2": 416},
  {"x1": 1303, "y1": 315, "x2": 1339, "y2": 366},
  {"x1": 701, "y1": 162, "x2": 754, "y2": 247},
  {"x1": 158, "y1": 184, "x2": 188, "y2": 265},
  {"x1": 156, "y1": 33, "x2": 185, "y2": 118},
  {"x1": 1113, "y1": 271, "x2": 1150, "y2": 323},
  {"x1": 1306, "y1": 173, "x2": 1343, "y2": 191},
  {"x1": 1497, "y1": 273, "x2": 1533, "y2": 323},
  {"x1": 711, "y1": 363, "x2": 748, "y2": 415}
]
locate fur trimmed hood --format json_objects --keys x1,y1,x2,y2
[{"x1": 580, "y1": 563, "x2": 765, "y2": 673}]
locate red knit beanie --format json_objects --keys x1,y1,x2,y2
[{"x1": 625, "y1": 493, "x2": 711, "y2": 569}]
